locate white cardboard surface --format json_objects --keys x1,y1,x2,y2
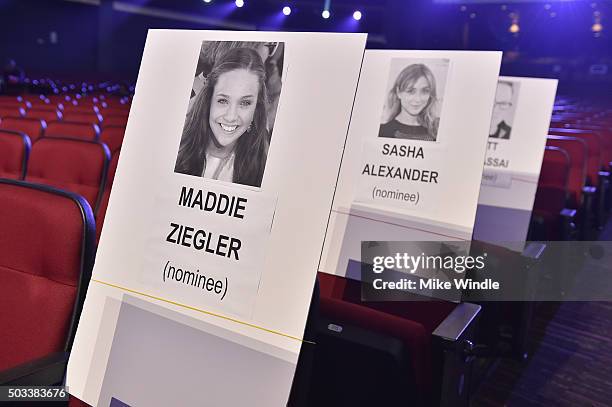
[
  {"x1": 67, "y1": 30, "x2": 366, "y2": 406},
  {"x1": 320, "y1": 50, "x2": 502, "y2": 278}
]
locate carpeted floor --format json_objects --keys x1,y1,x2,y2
[{"x1": 471, "y1": 222, "x2": 612, "y2": 407}]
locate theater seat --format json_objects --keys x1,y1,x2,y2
[
  {"x1": 25, "y1": 108, "x2": 63, "y2": 123},
  {"x1": 313, "y1": 272, "x2": 480, "y2": 407},
  {"x1": 0, "y1": 116, "x2": 46, "y2": 143},
  {"x1": 311, "y1": 296, "x2": 425, "y2": 406},
  {"x1": 0, "y1": 106, "x2": 25, "y2": 118},
  {"x1": 45, "y1": 121, "x2": 100, "y2": 141},
  {"x1": 26, "y1": 138, "x2": 110, "y2": 213},
  {"x1": 531, "y1": 146, "x2": 575, "y2": 240},
  {"x1": 69, "y1": 395, "x2": 92, "y2": 406},
  {"x1": 100, "y1": 125, "x2": 125, "y2": 156},
  {"x1": 0, "y1": 179, "x2": 95, "y2": 384},
  {"x1": 62, "y1": 111, "x2": 103, "y2": 124},
  {"x1": 546, "y1": 135, "x2": 592, "y2": 237},
  {"x1": 0, "y1": 130, "x2": 30, "y2": 180},
  {"x1": 96, "y1": 152, "x2": 119, "y2": 242},
  {"x1": 103, "y1": 115, "x2": 128, "y2": 127}
]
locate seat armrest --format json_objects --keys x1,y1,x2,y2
[
  {"x1": 0, "y1": 352, "x2": 68, "y2": 385},
  {"x1": 560, "y1": 208, "x2": 577, "y2": 218},
  {"x1": 522, "y1": 242, "x2": 546, "y2": 261},
  {"x1": 560, "y1": 208, "x2": 577, "y2": 240},
  {"x1": 581, "y1": 186, "x2": 596, "y2": 238},
  {"x1": 433, "y1": 303, "x2": 481, "y2": 342}
]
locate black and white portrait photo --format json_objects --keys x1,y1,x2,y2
[
  {"x1": 174, "y1": 40, "x2": 285, "y2": 188},
  {"x1": 489, "y1": 80, "x2": 520, "y2": 140},
  {"x1": 379, "y1": 58, "x2": 449, "y2": 142}
]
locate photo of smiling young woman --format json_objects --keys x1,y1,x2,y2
[
  {"x1": 378, "y1": 59, "x2": 449, "y2": 142},
  {"x1": 175, "y1": 41, "x2": 284, "y2": 188}
]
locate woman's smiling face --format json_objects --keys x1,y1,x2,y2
[
  {"x1": 209, "y1": 68, "x2": 259, "y2": 149},
  {"x1": 397, "y1": 75, "x2": 431, "y2": 117}
]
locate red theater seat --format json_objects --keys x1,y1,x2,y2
[
  {"x1": 314, "y1": 272, "x2": 476, "y2": 406},
  {"x1": 26, "y1": 138, "x2": 110, "y2": 212},
  {"x1": 0, "y1": 130, "x2": 30, "y2": 180},
  {"x1": 62, "y1": 111, "x2": 103, "y2": 124},
  {"x1": 25, "y1": 107, "x2": 63, "y2": 122},
  {"x1": 0, "y1": 106, "x2": 25, "y2": 118},
  {"x1": 572, "y1": 124, "x2": 612, "y2": 170},
  {"x1": 313, "y1": 295, "x2": 429, "y2": 406},
  {"x1": 96, "y1": 152, "x2": 119, "y2": 242},
  {"x1": 549, "y1": 128, "x2": 605, "y2": 185},
  {"x1": 100, "y1": 125, "x2": 125, "y2": 155},
  {"x1": 61, "y1": 103, "x2": 99, "y2": 114},
  {"x1": 0, "y1": 179, "x2": 95, "y2": 383},
  {"x1": 103, "y1": 114, "x2": 128, "y2": 127},
  {"x1": 0, "y1": 117, "x2": 46, "y2": 143},
  {"x1": 533, "y1": 146, "x2": 571, "y2": 239},
  {"x1": 69, "y1": 396, "x2": 92, "y2": 406},
  {"x1": 546, "y1": 135, "x2": 588, "y2": 208},
  {"x1": 0, "y1": 99, "x2": 29, "y2": 110},
  {"x1": 45, "y1": 121, "x2": 100, "y2": 141}
]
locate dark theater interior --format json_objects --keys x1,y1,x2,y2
[{"x1": 1, "y1": 0, "x2": 612, "y2": 406}]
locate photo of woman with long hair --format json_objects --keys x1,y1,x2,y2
[
  {"x1": 175, "y1": 44, "x2": 281, "y2": 188},
  {"x1": 379, "y1": 62, "x2": 444, "y2": 142}
]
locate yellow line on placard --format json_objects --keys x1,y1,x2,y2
[{"x1": 91, "y1": 278, "x2": 315, "y2": 345}]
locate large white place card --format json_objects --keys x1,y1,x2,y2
[
  {"x1": 67, "y1": 30, "x2": 366, "y2": 406},
  {"x1": 474, "y1": 77, "x2": 558, "y2": 245},
  {"x1": 320, "y1": 50, "x2": 501, "y2": 279}
]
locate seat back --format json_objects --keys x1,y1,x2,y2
[
  {"x1": 100, "y1": 125, "x2": 125, "y2": 155},
  {"x1": 61, "y1": 111, "x2": 102, "y2": 125},
  {"x1": 96, "y1": 153, "x2": 119, "y2": 242},
  {"x1": 538, "y1": 146, "x2": 571, "y2": 190},
  {"x1": 25, "y1": 107, "x2": 63, "y2": 122},
  {"x1": 0, "y1": 117, "x2": 46, "y2": 143},
  {"x1": 566, "y1": 124, "x2": 612, "y2": 170},
  {"x1": 102, "y1": 115, "x2": 128, "y2": 127},
  {"x1": 0, "y1": 130, "x2": 30, "y2": 180},
  {"x1": 45, "y1": 121, "x2": 100, "y2": 141},
  {"x1": 546, "y1": 135, "x2": 587, "y2": 207},
  {"x1": 0, "y1": 179, "x2": 95, "y2": 371},
  {"x1": 312, "y1": 296, "x2": 423, "y2": 406},
  {"x1": 0, "y1": 106, "x2": 25, "y2": 118},
  {"x1": 549, "y1": 128, "x2": 602, "y2": 185},
  {"x1": 26, "y1": 138, "x2": 109, "y2": 212}
]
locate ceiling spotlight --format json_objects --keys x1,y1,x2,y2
[
  {"x1": 203, "y1": 0, "x2": 212, "y2": 3},
  {"x1": 283, "y1": 6, "x2": 291, "y2": 15},
  {"x1": 235, "y1": 0, "x2": 244, "y2": 7},
  {"x1": 353, "y1": 10, "x2": 362, "y2": 21},
  {"x1": 322, "y1": 9, "x2": 330, "y2": 19}
]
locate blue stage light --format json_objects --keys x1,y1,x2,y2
[
  {"x1": 322, "y1": 9, "x2": 330, "y2": 19},
  {"x1": 353, "y1": 10, "x2": 362, "y2": 21},
  {"x1": 235, "y1": 0, "x2": 244, "y2": 8},
  {"x1": 283, "y1": 6, "x2": 291, "y2": 15}
]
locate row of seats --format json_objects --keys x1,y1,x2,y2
[
  {"x1": 0, "y1": 117, "x2": 124, "y2": 154},
  {"x1": 0, "y1": 85, "x2": 130, "y2": 393},
  {"x1": 531, "y1": 107, "x2": 612, "y2": 240},
  {"x1": 1, "y1": 89, "x2": 609, "y2": 407},
  {"x1": 0, "y1": 98, "x2": 129, "y2": 128},
  {"x1": 0, "y1": 131, "x2": 119, "y2": 241},
  {"x1": 0, "y1": 178, "x2": 96, "y2": 383},
  {"x1": 0, "y1": 93, "x2": 131, "y2": 111}
]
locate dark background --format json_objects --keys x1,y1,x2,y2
[{"x1": 1, "y1": 0, "x2": 610, "y2": 94}]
